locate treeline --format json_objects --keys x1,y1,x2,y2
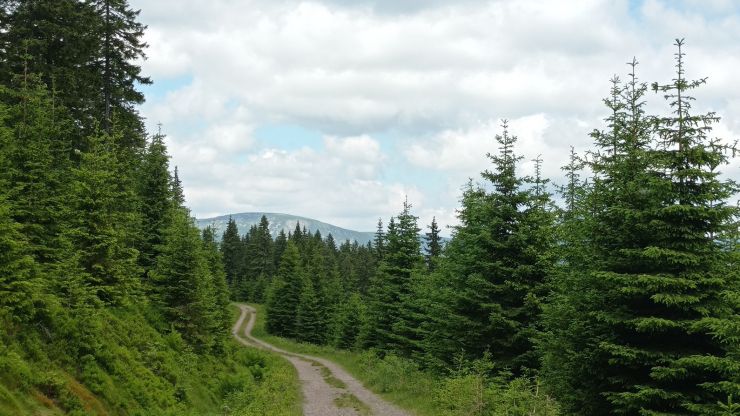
[
  {"x1": 0, "y1": 1, "x2": 290, "y2": 414},
  {"x1": 259, "y1": 42, "x2": 739, "y2": 415},
  {"x1": 218, "y1": 216, "x2": 384, "y2": 346}
]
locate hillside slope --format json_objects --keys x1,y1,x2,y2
[{"x1": 196, "y1": 213, "x2": 375, "y2": 245}]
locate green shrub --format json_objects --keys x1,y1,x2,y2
[{"x1": 0, "y1": 349, "x2": 33, "y2": 390}]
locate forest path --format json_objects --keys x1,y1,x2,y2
[{"x1": 232, "y1": 304, "x2": 411, "y2": 416}]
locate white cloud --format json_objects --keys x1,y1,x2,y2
[
  {"x1": 129, "y1": 0, "x2": 740, "y2": 233},
  {"x1": 175, "y1": 135, "x2": 416, "y2": 231}
]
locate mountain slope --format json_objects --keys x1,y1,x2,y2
[{"x1": 196, "y1": 212, "x2": 376, "y2": 245}]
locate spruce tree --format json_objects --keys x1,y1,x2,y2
[
  {"x1": 543, "y1": 47, "x2": 740, "y2": 414},
  {"x1": 202, "y1": 226, "x2": 231, "y2": 337},
  {"x1": 373, "y1": 218, "x2": 385, "y2": 260},
  {"x1": 70, "y1": 133, "x2": 141, "y2": 305},
  {"x1": 90, "y1": 0, "x2": 151, "y2": 136},
  {"x1": 424, "y1": 122, "x2": 554, "y2": 374},
  {"x1": 172, "y1": 166, "x2": 185, "y2": 207},
  {"x1": 331, "y1": 293, "x2": 366, "y2": 349},
  {"x1": 0, "y1": 191, "x2": 38, "y2": 324},
  {"x1": 245, "y1": 215, "x2": 274, "y2": 293},
  {"x1": 424, "y1": 216, "x2": 442, "y2": 271},
  {"x1": 265, "y1": 241, "x2": 304, "y2": 338},
  {"x1": 152, "y1": 209, "x2": 217, "y2": 350},
  {"x1": 1, "y1": 0, "x2": 150, "y2": 140},
  {"x1": 273, "y1": 229, "x2": 288, "y2": 272},
  {"x1": 2, "y1": 77, "x2": 74, "y2": 265},
  {"x1": 220, "y1": 217, "x2": 244, "y2": 294},
  {"x1": 138, "y1": 132, "x2": 172, "y2": 273},
  {"x1": 595, "y1": 40, "x2": 739, "y2": 415},
  {"x1": 364, "y1": 201, "x2": 425, "y2": 356},
  {"x1": 295, "y1": 278, "x2": 324, "y2": 344}
]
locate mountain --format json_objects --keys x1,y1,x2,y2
[{"x1": 196, "y1": 212, "x2": 376, "y2": 245}]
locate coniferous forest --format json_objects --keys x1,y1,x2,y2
[{"x1": 0, "y1": 1, "x2": 738, "y2": 416}]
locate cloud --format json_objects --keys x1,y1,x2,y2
[
  {"x1": 175, "y1": 134, "x2": 417, "y2": 231},
  {"x1": 129, "y1": 0, "x2": 740, "y2": 233}
]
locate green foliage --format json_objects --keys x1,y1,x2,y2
[
  {"x1": 541, "y1": 44, "x2": 740, "y2": 415},
  {"x1": 138, "y1": 133, "x2": 173, "y2": 272},
  {"x1": 331, "y1": 293, "x2": 366, "y2": 349},
  {"x1": 265, "y1": 241, "x2": 304, "y2": 338},
  {"x1": 424, "y1": 122, "x2": 555, "y2": 374},
  {"x1": 424, "y1": 216, "x2": 443, "y2": 271},
  {"x1": 364, "y1": 200, "x2": 425, "y2": 357},
  {"x1": 295, "y1": 279, "x2": 324, "y2": 344},
  {"x1": 221, "y1": 217, "x2": 246, "y2": 296},
  {"x1": 151, "y1": 209, "x2": 224, "y2": 351},
  {"x1": 0, "y1": 195, "x2": 38, "y2": 323},
  {"x1": 69, "y1": 133, "x2": 142, "y2": 306}
]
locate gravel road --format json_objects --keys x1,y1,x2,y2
[{"x1": 232, "y1": 304, "x2": 412, "y2": 416}]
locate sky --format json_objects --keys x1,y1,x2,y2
[{"x1": 130, "y1": 0, "x2": 740, "y2": 235}]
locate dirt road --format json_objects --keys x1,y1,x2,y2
[{"x1": 232, "y1": 304, "x2": 411, "y2": 416}]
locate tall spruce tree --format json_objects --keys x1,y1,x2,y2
[
  {"x1": 202, "y1": 226, "x2": 231, "y2": 337},
  {"x1": 265, "y1": 241, "x2": 304, "y2": 338},
  {"x1": 373, "y1": 218, "x2": 385, "y2": 260},
  {"x1": 0, "y1": 120, "x2": 38, "y2": 322},
  {"x1": 138, "y1": 132, "x2": 172, "y2": 273},
  {"x1": 295, "y1": 278, "x2": 324, "y2": 344},
  {"x1": 424, "y1": 217, "x2": 442, "y2": 271},
  {"x1": 69, "y1": 133, "x2": 141, "y2": 306},
  {"x1": 220, "y1": 217, "x2": 244, "y2": 295},
  {"x1": 152, "y1": 209, "x2": 218, "y2": 350},
  {"x1": 595, "y1": 40, "x2": 739, "y2": 415},
  {"x1": 423, "y1": 122, "x2": 554, "y2": 374},
  {"x1": 543, "y1": 47, "x2": 740, "y2": 415},
  {"x1": 331, "y1": 292, "x2": 366, "y2": 349},
  {"x1": 1, "y1": 0, "x2": 150, "y2": 140},
  {"x1": 364, "y1": 201, "x2": 425, "y2": 356}
]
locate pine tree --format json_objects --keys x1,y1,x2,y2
[
  {"x1": 152, "y1": 209, "x2": 217, "y2": 350},
  {"x1": 424, "y1": 122, "x2": 554, "y2": 374},
  {"x1": 0, "y1": 190, "x2": 38, "y2": 324},
  {"x1": 423, "y1": 217, "x2": 442, "y2": 271},
  {"x1": 593, "y1": 40, "x2": 739, "y2": 415},
  {"x1": 220, "y1": 217, "x2": 244, "y2": 295},
  {"x1": 331, "y1": 293, "x2": 366, "y2": 349},
  {"x1": 172, "y1": 166, "x2": 185, "y2": 208},
  {"x1": 364, "y1": 200, "x2": 425, "y2": 356},
  {"x1": 69, "y1": 133, "x2": 141, "y2": 306},
  {"x1": 295, "y1": 278, "x2": 324, "y2": 344},
  {"x1": 202, "y1": 226, "x2": 231, "y2": 337},
  {"x1": 373, "y1": 218, "x2": 385, "y2": 260},
  {"x1": 138, "y1": 132, "x2": 172, "y2": 272},
  {"x1": 265, "y1": 241, "x2": 304, "y2": 338}
]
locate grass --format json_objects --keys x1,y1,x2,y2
[
  {"x1": 0, "y1": 305, "x2": 303, "y2": 416},
  {"x1": 316, "y1": 362, "x2": 347, "y2": 389},
  {"x1": 248, "y1": 303, "x2": 440, "y2": 416},
  {"x1": 334, "y1": 392, "x2": 371, "y2": 416}
]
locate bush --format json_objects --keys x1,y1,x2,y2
[{"x1": 0, "y1": 349, "x2": 33, "y2": 390}]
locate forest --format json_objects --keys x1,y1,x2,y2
[{"x1": 0, "y1": 0, "x2": 738, "y2": 415}]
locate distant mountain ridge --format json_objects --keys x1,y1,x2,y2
[{"x1": 195, "y1": 212, "x2": 376, "y2": 245}]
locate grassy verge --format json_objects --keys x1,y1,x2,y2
[{"x1": 248, "y1": 303, "x2": 438, "y2": 416}]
